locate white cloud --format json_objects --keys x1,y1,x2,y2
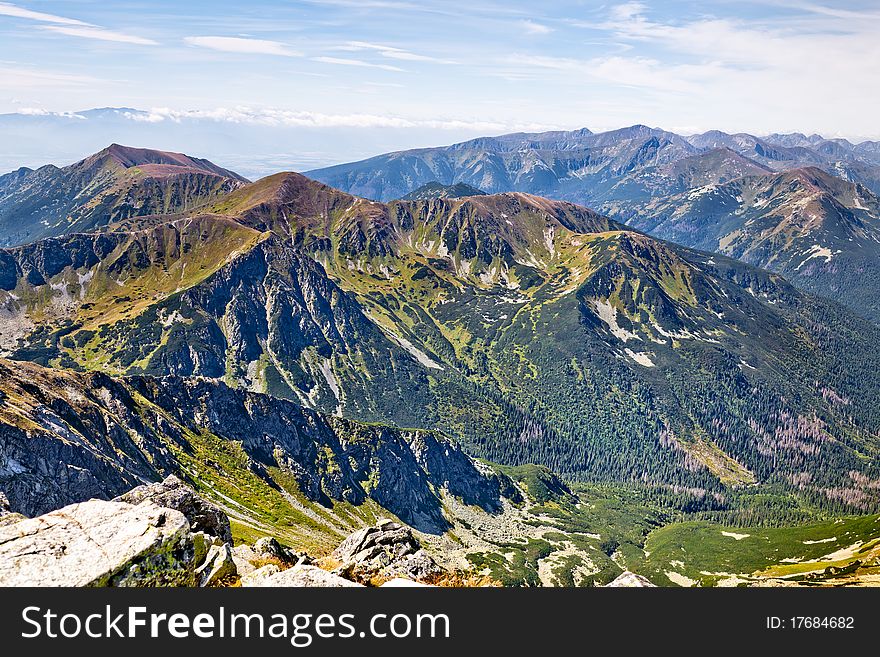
[
  {"x1": 41, "y1": 25, "x2": 157, "y2": 45},
  {"x1": 312, "y1": 56, "x2": 404, "y2": 72},
  {"x1": 16, "y1": 107, "x2": 86, "y2": 119},
  {"x1": 335, "y1": 41, "x2": 453, "y2": 64},
  {"x1": 506, "y1": 53, "x2": 720, "y2": 94},
  {"x1": 533, "y1": 2, "x2": 880, "y2": 136},
  {"x1": 608, "y1": 2, "x2": 647, "y2": 22},
  {"x1": 0, "y1": 2, "x2": 89, "y2": 26},
  {"x1": 0, "y1": 2, "x2": 156, "y2": 45},
  {"x1": 120, "y1": 106, "x2": 552, "y2": 132},
  {"x1": 519, "y1": 20, "x2": 553, "y2": 35},
  {"x1": 184, "y1": 36, "x2": 302, "y2": 57}
]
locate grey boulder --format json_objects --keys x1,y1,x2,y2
[
  {"x1": 333, "y1": 519, "x2": 441, "y2": 581},
  {"x1": 114, "y1": 475, "x2": 232, "y2": 544},
  {"x1": 0, "y1": 499, "x2": 196, "y2": 587},
  {"x1": 196, "y1": 543, "x2": 237, "y2": 587},
  {"x1": 239, "y1": 564, "x2": 282, "y2": 587},
  {"x1": 251, "y1": 564, "x2": 363, "y2": 587}
]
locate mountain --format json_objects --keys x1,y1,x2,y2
[
  {"x1": 400, "y1": 181, "x2": 486, "y2": 200},
  {"x1": 4, "y1": 171, "x2": 880, "y2": 515},
  {"x1": 308, "y1": 125, "x2": 880, "y2": 203},
  {"x1": 308, "y1": 125, "x2": 698, "y2": 203},
  {"x1": 0, "y1": 357, "x2": 510, "y2": 542},
  {"x1": 0, "y1": 144, "x2": 248, "y2": 247},
  {"x1": 616, "y1": 167, "x2": 880, "y2": 322}
]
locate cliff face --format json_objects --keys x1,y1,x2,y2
[{"x1": 0, "y1": 358, "x2": 506, "y2": 533}]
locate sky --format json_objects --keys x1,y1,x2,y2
[{"x1": 1, "y1": 0, "x2": 879, "y2": 168}]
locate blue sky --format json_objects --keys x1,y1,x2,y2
[{"x1": 1, "y1": 0, "x2": 879, "y2": 158}]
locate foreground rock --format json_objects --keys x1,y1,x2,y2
[
  {"x1": 0, "y1": 500, "x2": 196, "y2": 587},
  {"x1": 115, "y1": 475, "x2": 233, "y2": 544},
  {"x1": 253, "y1": 536, "x2": 313, "y2": 566},
  {"x1": 231, "y1": 538, "x2": 313, "y2": 577},
  {"x1": 250, "y1": 564, "x2": 364, "y2": 588},
  {"x1": 333, "y1": 519, "x2": 442, "y2": 581},
  {"x1": 196, "y1": 543, "x2": 237, "y2": 587},
  {"x1": 239, "y1": 564, "x2": 282, "y2": 586},
  {"x1": 605, "y1": 571, "x2": 657, "y2": 587}
]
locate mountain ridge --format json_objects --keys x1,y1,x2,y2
[{"x1": 0, "y1": 143, "x2": 248, "y2": 248}]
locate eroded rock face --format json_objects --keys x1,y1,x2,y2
[
  {"x1": 0, "y1": 500, "x2": 196, "y2": 587},
  {"x1": 605, "y1": 571, "x2": 656, "y2": 587},
  {"x1": 114, "y1": 475, "x2": 233, "y2": 544},
  {"x1": 333, "y1": 519, "x2": 442, "y2": 581}
]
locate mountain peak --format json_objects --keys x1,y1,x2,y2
[{"x1": 82, "y1": 143, "x2": 247, "y2": 181}]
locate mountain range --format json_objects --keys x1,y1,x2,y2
[
  {"x1": 309, "y1": 125, "x2": 880, "y2": 202},
  {"x1": 308, "y1": 125, "x2": 880, "y2": 322},
  {"x1": 2, "y1": 147, "x2": 880, "y2": 516},
  {"x1": 614, "y1": 167, "x2": 880, "y2": 322}
]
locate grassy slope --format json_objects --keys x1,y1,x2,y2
[{"x1": 640, "y1": 515, "x2": 880, "y2": 586}]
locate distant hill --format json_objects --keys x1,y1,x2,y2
[
  {"x1": 0, "y1": 144, "x2": 248, "y2": 247},
  {"x1": 617, "y1": 166, "x2": 880, "y2": 322},
  {"x1": 400, "y1": 181, "x2": 486, "y2": 200}
]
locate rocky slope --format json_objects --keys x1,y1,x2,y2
[{"x1": 0, "y1": 144, "x2": 248, "y2": 247}]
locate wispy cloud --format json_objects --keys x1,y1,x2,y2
[
  {"x1": 0, "y1": 65, "x2": 101, "y2": 90},
  {"x1": 519, "y1": 20, "x2": 553, "y2": 35},
  {"x1": 335, "y1": 41, "x2": 454, "y2": 64},
  {"x1": 1, "y1": 2, "x2": 156, "y2": 45},
  {"x1": 0, "y1": 2, "x2": 89, "y2": 26},
  {"x1": 184, "y1": 36, "x2": 302, "y2": 56},
  {"x1": 41, "y1": 25, "x2": 158, "y2": 46},
  {"x1": 312, "y1": 56, "x2": 404, "y2": 72}
]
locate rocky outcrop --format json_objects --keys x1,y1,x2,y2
[
  {"x1": 0, "y1": 500, "x2": 196, "y2": 587},
  {"x1": 251, "y1": 564, "x2": 364, "y2": 588},
  {"x1": 0, "y1": 491, "x2": 24, "y2": 527},
  {"x1": 332, "y1": 519, "x2": 442, "y2": 581},
  {"x1": 231, "y1": 538, "x2": 313, "y2": 578},
  {"x1": 380, "y1": 578, "x2": 432, "y2": 587},
  {"x1": 605, "y1": 571, "x2": 657, "y2": 587},
  {"x1": 115, "y1": 475, "x2": 232, "y2": 544}
]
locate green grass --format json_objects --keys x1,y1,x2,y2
[{"x1": 639, "y1": 514, "x2": 880, "y2": 586}]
